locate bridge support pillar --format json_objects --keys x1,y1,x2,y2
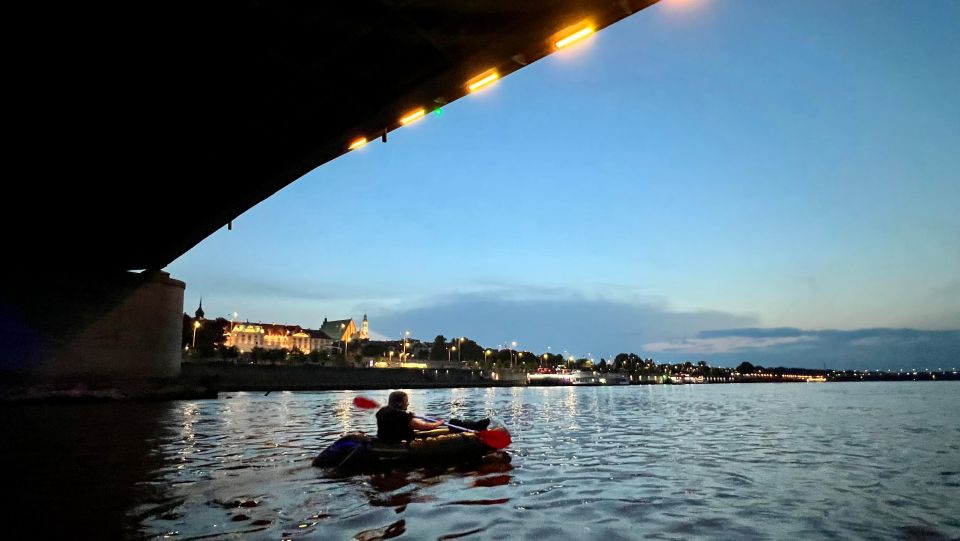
[{"x1": 40, "y1": 271, "x2": 186, "y2": 379}]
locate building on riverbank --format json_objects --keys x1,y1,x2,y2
[
  {"x1": 221, "y1": 314, "x2": 373, "y2": 355},
  {"x1": 224, "y1": 323, "x2": 334, "y2": 354}
]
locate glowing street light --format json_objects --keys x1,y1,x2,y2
[{"x1": 192, "y1": 320, "x2": 201, "y2": 348}]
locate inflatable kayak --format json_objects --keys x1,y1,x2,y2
[{"x1": 312, "y1": 427, "x2": 511, "y2": 470}]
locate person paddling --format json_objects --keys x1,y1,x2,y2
[
  {"x1": 356, "y1": 394, "x2": 508, "y2": 450},
  {"x1": 376, "y1": 391, "x2": 445, "y2": 443}
]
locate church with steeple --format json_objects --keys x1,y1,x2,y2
[{"x1": 319, "y1": 317, "x2": 357, "y2": 342}]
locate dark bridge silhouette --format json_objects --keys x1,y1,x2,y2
[{"x1": 1, "y1": 1, "x2": 659, "y2": 378}]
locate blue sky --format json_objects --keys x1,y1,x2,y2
[{"x1": 169, "y1": 0, "x2": 960, "y2": 369}]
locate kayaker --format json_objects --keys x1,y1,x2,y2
[{"x1": 376, "y1": 391, "x2": 445, "y2": 443}]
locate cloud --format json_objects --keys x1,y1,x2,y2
[
  {"x1": 182, "y1": 275, "x2": 341, "y2": 305},
  {"x1": 643, "y1": 328, "x2": 960, "y2": 371},
  {"x1": 911, "y1": 279, "x2": 960, "y2": 329},
  {"x1": 185, "y1": 273, "x2": 408, "y2": 305},
  {"x1": 187, "y1": 279, "x2": 960, "y2": 371},
  {"x1": 369, "y1": 288, "x2": 960, "y2": 370},
  {"x1": 645, "y1": 335, "x2": 814, "y2": 354},
  {"x1": 696, "y1": 327, "x2": 808, "y2": 339},
  {"x1": 366, "y1": 329, "x2": 392, "y2": 341},
  {"x1": 371, "y1": 288, "x2": 757, "y2": 356}
]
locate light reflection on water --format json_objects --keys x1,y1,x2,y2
[{"x1": 136, "y1": 383, "x2": 960, "y2": 540}]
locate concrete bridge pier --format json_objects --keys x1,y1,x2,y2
[
  {"x1": 41, "y1": 271, "x2": 185, "y2": 379},
  {"x1": 1, "y1": 270, "x2": 185, "y2": 386}
]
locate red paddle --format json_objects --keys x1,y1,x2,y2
[
  {"x1": 352, "y1": 396, "x2": 381, "y2": 409},
  {"x1": 352, "y1": 396, "x2": 512, "y2": 450}
]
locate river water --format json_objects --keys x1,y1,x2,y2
[{"x1": 4, "y1": 382, "x2": 958, "y2": 539}]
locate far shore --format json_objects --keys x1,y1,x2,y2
[{"x1": 1, "y1": 362, "x2": 954, "y2": 403}]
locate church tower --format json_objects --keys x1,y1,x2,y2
[
  {"x1": 195, "y1": 298, "x2": 205, "y2": 320},
  {"x1": 360, "y1": 314, "x2": 369, "y2": 339}
]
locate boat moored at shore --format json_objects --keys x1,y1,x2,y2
[{"x1": 527, "y1": 368, "x2": 602, "y2": 386}]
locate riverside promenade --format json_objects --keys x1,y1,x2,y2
[
  {"x1": 4, "y1": 362, "x2": 953, "y2": 402},
  {"x1": 0, "y1": 363, "x2": 521, "y2": 402},
  {"x1": 179, "y1": 361, "x2": 524, "y2": 393}
]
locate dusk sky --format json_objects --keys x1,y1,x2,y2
[{"x1": 169, "y1": 0, "x2": 959, "y2": 370}]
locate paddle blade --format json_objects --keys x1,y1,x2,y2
[
  {"x1": 353, "y1": 396, "x2": 380, "y2": 409},
  {"x1": 477, "y1": 428, "x2": 512, "y2": 450}
]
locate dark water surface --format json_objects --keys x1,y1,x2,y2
[{"x1": 3, "y1": 382, "x2": 958, "y2": 539}]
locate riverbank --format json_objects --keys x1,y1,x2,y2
[
  {"x1": 179, "y1": 361, "x2": 522, "y2": 392},
  {"x1": 2, "y1": 363, "x2": 955, "y2": 403},
  {"x1": 0, "y1": 363, "x2": 522, "y2": 402}
]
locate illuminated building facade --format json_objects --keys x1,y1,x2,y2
[
  {"x1": 224, "y1": 323, "x2": 333, "y2": 354},
  {"x1": 224, "y1": 315, "x2": 369, "y2": 354}
]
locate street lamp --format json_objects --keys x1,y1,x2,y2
[
  {"x1": 402, "y1": 330, "x2": 411, "y2": 359},
  {"x1": 192, "y1": 320, "x2": 201, "y2": 348},
  {"x1": 448, "y1": 345, "x2": 456, "y2": 362},
  {"x1": 484, "y1": 349, "x2": 491, "y2": 368},
  {"x1": 458, "y1": 337, "x2": 464, "y2": 364}
]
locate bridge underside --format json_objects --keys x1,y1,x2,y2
[{"x1": 1, "y1": 1, "x2": 659, "y2": 377}]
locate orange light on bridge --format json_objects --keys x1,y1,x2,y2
[
  {"x1": 467, "y1": 70, "x2": 499, "y2": 93},
  {"x1": 400, "y1": 108, "x2": 426, "y2": 125},
  {"x1": 554, "y1": 24, "x2": 594, "y2": 49},
  {"x1": 348, "y1": 137, "x2": 367, "y2": 150}
]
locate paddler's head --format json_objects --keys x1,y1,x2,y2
[{"x1": 388, "y1": 391, "x2": 409, "y2": 410}]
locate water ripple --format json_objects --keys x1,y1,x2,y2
[{"x1": 134, "y1": 384, "x2": 960, "y2": 539}]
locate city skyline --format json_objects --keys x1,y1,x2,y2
[{"x1": 169, "y1": 0, "x2": 959, "y2": 370}]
